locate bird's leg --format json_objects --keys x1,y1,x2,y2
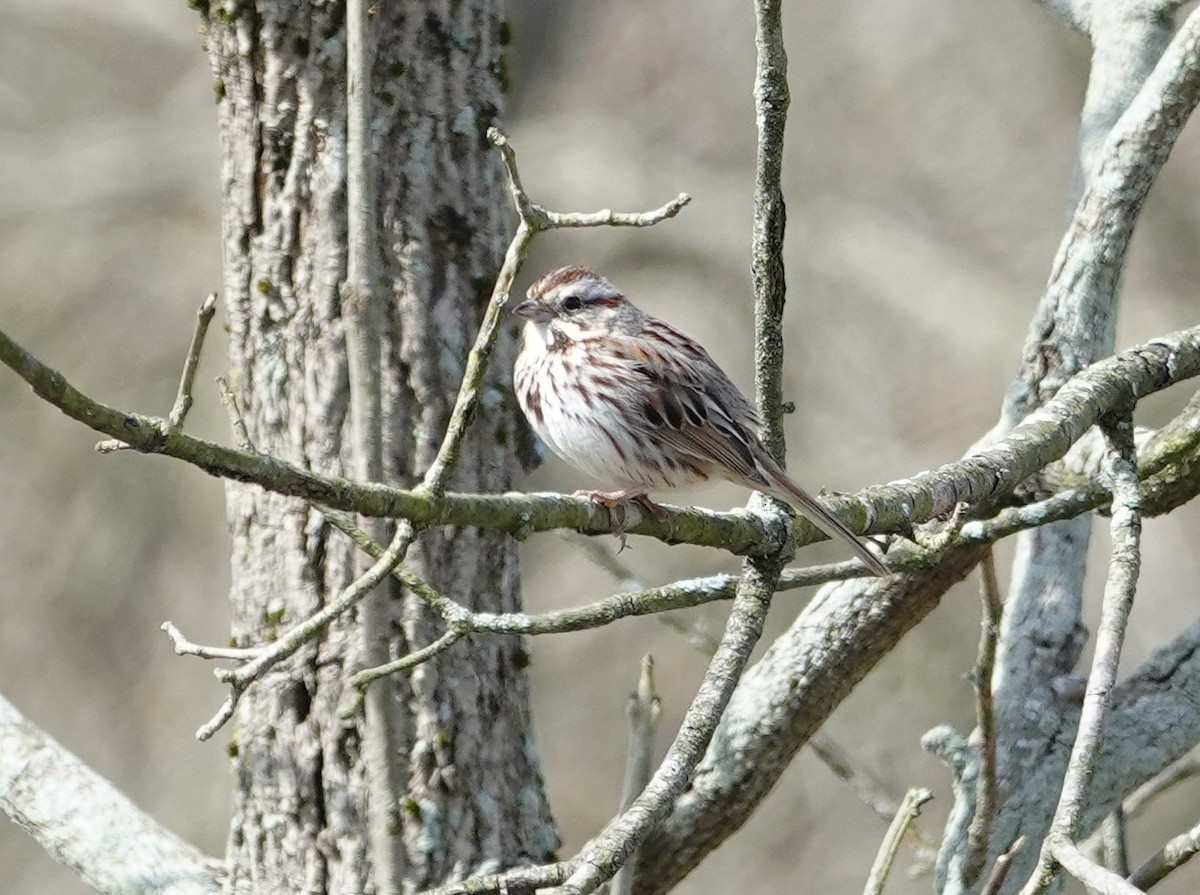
[
  {"x1": 573, "y1": 487, "x2": 663, "y2": 552},
  {"x1": 631, "y1": 493, "x2": 669, "y2": 522}
]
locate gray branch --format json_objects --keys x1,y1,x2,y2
[
  {"x1": 0, "y1": 694, "x2": 223, "y2": 895},
  {"x1": 1017, "y1": 416, "x2": 1142, "y2": 895},
  {"x1": 632, "y1": 7, "x2": 1200, "y2": 891}
]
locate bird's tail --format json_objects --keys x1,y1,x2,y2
[{"x1": 765, "y1": 472, "x2": 888, "y2": 577}]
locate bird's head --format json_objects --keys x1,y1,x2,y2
[{"x1": 512, "y1": 266, "x2": 642, "y2": 345}]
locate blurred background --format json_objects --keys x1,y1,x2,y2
[{"x1": 3, "y1": 1, "x2": 1199, "y2": 893}]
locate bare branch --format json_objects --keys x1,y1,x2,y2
[
  {"x1": 1018, "y1": 414, "x2": 1142, "y2": 895},
  {"x1": 612, "y1": 656, "x2": 662, "y2": 895},
  {"x1": 161, "y1": 622, "x2": 260, "y2": 661},
  {"x1": 863, "y1": 788, "x2": 934, "y2": 895},
  {"x1": 749, "y1": 0, "x2": 789, "y2": 458},
  {"x1": 3, "y1": 320, "x2": 1198, "y2": 560},
  {"x1": 0, "y1": 694, "x2": 223, "y2": 894},
  {"x1": 167, "y1": 292, "x2": 219, "y2": 435},
  {"x1": 963, "y1": 550, "x2": 1003, "y2": 884},
  {"x1": 1128, "y1": 815, "x2": 1200, "y2": 890},
  {"x1": 215, "y1": 376, "x2": 253, "y2": 452},
  {"x1": 346, "y1": 629, "x2": 466, "y2": 697},
  {"x1": 1124, "y1": 754, "x2": 1200, "y2": 818},
  {"x1": 1099, "y1": 808, "x2": 1130, "y2": 877},
  {"x1": 1048, "y1": 839, "x2": 1143, "y2": 895},
  {"x1": 96, "y1": 292, "x2": 218, "y2": 453}
]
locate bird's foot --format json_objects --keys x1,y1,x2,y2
[{"x1": 573, "y1": 488, "x2": 664, "y2": 552}]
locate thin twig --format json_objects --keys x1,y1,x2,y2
[
  {"x1": 963, "y1": 549, "x2": 1003, "y2": 883},
  {"x1": 611, "y1": 656, "x2": 662, "y2": 895},
  {"x1": 749, "y1": 0, "x2": 789, "y2": 459},
  {"x1": 161, "y1": 622, "x2": 260, "y2": 661},
  {"x1": 1050, "y1": 839, "x2": 1143, "y2": 895},
  {"x1": 809, "y1": 734, "x2": 901, "y2": 823},
  {"x1": 1018, "y1": 414, "x2": 1142, "y2": 895},
  {"x1": 980, "y1": 837, "x2": 1025, "y2": 895},
  {"x1": 215, "y1": 376, "x2": 253, "y2": 452},
  {"x1": 863, "y1": 788, "x2": 933, "y2": 895},
  {"x1": 96, "y1": 292, "x2": 218, "y2": 452},
  {"x1": 345, "y1": 629, "x2": 466, "y2": 698},
  {"x1": 1099, "y1": 807, "x2": 1130, "y2": 877},
  {"x1": 1128, "y1": 814, "x2": 1200, "y2": 890},
  {"x1": 167, "y1": 293, "x2": 219, "y2": 434},
  {"x1": 1123, "y1": 754, "x2": 1200, "y2": 818}
]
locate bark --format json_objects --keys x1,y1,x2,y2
[{"x1": 200, "y1": 4, "x2": 556, "y2": 891}]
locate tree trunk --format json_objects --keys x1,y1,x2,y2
[{"x1": 201, "y1": 4, "x2": 556, "y2": 891}]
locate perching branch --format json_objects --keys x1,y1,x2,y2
[{"x1": 3, "y1": 320, "x2": 1198, "y2": 562}]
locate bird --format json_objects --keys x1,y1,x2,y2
[{"x1": 511, "y1": 265, "x2": 888, "y2": 576}]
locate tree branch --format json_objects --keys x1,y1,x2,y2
[
  {"x1": 2, "y1": 321, "x2": 1198, "y2": 560},
  {"x1": 611, "y1": 656, "x2": 662, "y2": 895},
  {"x1": 96, "y1": 292, "x2": 217, "y2": 453},
  {"x1": 1128, "y1": 814, "x2": 1200, "y2": 890},
  {"x1": 963, "y1": 551, "x2": 1003, "y2": 884},
  {"x1": 0, "y1": 694, "x2": 223, "y2": 894},
  {"x1": 934, "y1": 7, "x2": 1200, "y2": 891},
  {"x1": 1018, "y1": 414, "x2": 1141, "y2": 895},
  {"x1": 343, "y1": 2, "x2": 405, "y2": 888},
  {"x1": 864, "y1": 788, "x2": 934, "y2": 895}
]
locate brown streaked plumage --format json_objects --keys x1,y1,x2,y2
[{"x1": 511, "y1": 266, "x2": 887, "y2": 575}]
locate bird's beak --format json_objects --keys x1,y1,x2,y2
[{"x1": 512, "y1": 299, "x2": 552, "y2": 322}]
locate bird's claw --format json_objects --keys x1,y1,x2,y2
[{"x1": 573, "y1": 489, "x2": 664, "y2": 552}]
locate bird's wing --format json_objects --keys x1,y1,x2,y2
[{"x1": 611, "y1": 323, "x2": 771, "y2": 488}]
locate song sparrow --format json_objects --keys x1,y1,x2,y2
[{"x1": 512, "y1": 266, "x2": 888, "y2": 576}]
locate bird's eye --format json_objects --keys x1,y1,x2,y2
[{"x1": 561, "y1": 296, "x2": 583, "y2": 312}]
